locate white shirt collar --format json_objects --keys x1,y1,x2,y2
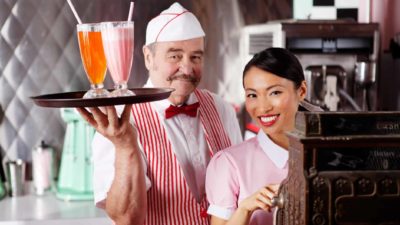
[
  {"x1": 257, "y1": 131, "x2": 288, "y2": 169},
  {"x1": 144, "y1": 79, "x2": 199, "y2": 117}
]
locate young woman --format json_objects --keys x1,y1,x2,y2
[{"x1": 205, "y1": 48, "x2": 307, "y2": 225}]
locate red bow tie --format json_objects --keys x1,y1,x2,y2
[{"x1": 165, "y1": 102, "x2": 200, "y2": 119}]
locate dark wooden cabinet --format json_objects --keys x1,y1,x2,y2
[{"x1": 275, "y1": 111, "x2": 400, "y2": 225}]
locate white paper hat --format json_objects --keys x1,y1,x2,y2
[{"x1": 145, "y1": 2, "x2": 205, "y2": 45}]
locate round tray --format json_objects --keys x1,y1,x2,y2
[{"x1": 31, "y1": 88, "x2": 173, "y2": 108}]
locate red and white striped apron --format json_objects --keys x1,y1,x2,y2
[{"x1": 131, "y1": 89, "x2": 231, "y2": 225}]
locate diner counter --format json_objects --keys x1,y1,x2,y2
[{"x1": 0, "y1": 193, "x2": 112, "y2": 225}]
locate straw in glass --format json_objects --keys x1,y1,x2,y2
[
  {"x1": 67, "y1": 0, "x2": 82, "y2": 24},
  {"x1": 127, "y1": 2, "x2": 134, "y2": 21}
]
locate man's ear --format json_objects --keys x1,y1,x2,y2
[{"x1": 143, "y1": 46, "x2": 152, "y2": 70}]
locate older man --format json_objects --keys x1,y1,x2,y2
[{"x1": 78, "y1": 2, "x2": 242, "y2": 225}]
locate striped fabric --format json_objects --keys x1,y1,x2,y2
[
  {"x1": 194, "y1": 89, "x2": 231, "y2": 155},
  {"x1": 131, "y1": 89, "x2": 231, "y2": 225}
]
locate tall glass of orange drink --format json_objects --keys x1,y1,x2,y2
[{"x1": 77, "y1": 23, "x2": 109, "y2": 98}]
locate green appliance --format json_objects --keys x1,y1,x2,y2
[
  {"x1": 0, "y1": 153, "x2": 7, "y2": 199},
  {"x1": 0, "y1": 182, "x2": 5, "y2": 200},
  {"x1": 0, "y1": 167, "x2": 6, "y2": 200},
  {"x1": 57, "y1": 108, "x2": 95, "y2": 201}
]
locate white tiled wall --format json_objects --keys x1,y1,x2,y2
[{"x1": 294, "y1": 0, "x2": 363, "y2": 21}]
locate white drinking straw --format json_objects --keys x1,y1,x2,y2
[
  {"x1": 127, "y1": 2, "x2": 134, "y2": 21},
  {"x1": 67, "y1": 0, "x2": 83, "y2": 24}
]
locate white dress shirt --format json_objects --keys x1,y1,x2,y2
[{"x1": 92, "y1": 81, "x2": 243, "y2": 206}]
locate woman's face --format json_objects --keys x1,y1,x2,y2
[{"x1": 244, "y1": 66, "x2": 306, "y2": 138}]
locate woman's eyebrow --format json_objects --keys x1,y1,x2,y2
[{"x1": 245, "y1": 84, "x2": 284, "y2": 92}]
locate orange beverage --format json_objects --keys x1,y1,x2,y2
[
  {"x1": 78, "y1": 29, "x2": 107, "y2": 85},
  {"x1": 77, "y1": 23, "x2": 109, "y2": 98}
]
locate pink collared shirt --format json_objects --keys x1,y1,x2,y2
[{"x1": 205, "y1": 131, "x2": 288, "y2": 225}]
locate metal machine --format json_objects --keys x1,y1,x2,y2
[
  {"x1": 273, "y1": 111, "x2": 400, "y2": 225},
  {"x1": 241, "y1": 20, "x2": 379, "y2": 111}
]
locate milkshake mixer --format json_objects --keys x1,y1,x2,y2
[
  {"x1": 0, "y1": 153, "x2": 6, "y2": 199},
  {"x1": 57, "y1": 108, "x2": 95, "y2": 201}
]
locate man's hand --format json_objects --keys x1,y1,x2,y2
[
  {"x1": 76, "y1": 104, "x2": 137, "y2": 150},
  {"x1": 77, "y1": 104, "x2": 147, "y2": 224}
]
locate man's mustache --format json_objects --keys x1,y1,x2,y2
[{"x1": 167, "y1": 74, "x2": 199, "y2": 84}]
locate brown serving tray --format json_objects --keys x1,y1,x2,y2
[{"x1": 31, "y1": 88, "x2": 173, "y2": 108}]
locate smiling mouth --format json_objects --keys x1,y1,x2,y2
[
  {"x1": 258, "y1": 115, "x2": 279, "y2": 127},
  {"x1": 167, "y1": 74, "x2": 199, "y2": 84}
]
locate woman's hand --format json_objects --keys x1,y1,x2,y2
[
  {"x1": 76, "y1": 104, "x2": 137, "y2": 150},
  {"x1": 237, "y1": 184, "x2": 280, "y2": 214}
]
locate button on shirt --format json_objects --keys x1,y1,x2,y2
[
  {"x1": 206, "y1": 131, "x2": 288, "y2": 225},
  {"x1": 92, "y1": 81, "x2": 243, "y2": 207}
]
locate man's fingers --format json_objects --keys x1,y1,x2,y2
[
  {"x1": 79, "y1": 106, "x2": 133, "y2": 140},
  {"x1": 89, "y1": 107, "x2": 112, "y2": 128},
  {"x1": 76, "y1": 107, "x2": 89, "y2": 117},
  {"x1": 102, "y1": 106, "x2": 117, "y2": 128},
  {"x1": 121, "y1": 104, "x2": 132, "y2": 123},
  {"x1": 76, "y1": 107, "x2": 94, "y2": 124}
]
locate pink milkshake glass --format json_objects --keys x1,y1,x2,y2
[{"x1": 101, "y1": 21, "x2": 134, "y2": 97}]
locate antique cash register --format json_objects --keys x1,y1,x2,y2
[{"x1": 274, "y1": 111, "x2": 400, "y2": 225}]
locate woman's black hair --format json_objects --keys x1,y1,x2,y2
[
  {"x1": 243, "y1": 47, "x2": 305, "y2": 89},
  {"x1": 243, "y1": 47, "x2": 324, "y2": 112}
]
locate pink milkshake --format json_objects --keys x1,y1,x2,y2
[{"x1": 101, "y1": 21, "x2": 134, "y2": 96}]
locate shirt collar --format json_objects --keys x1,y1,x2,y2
[
  {"x1": 144, "y1": 79, "x2": 199, "y2": 116},
  {"x1": 257, "y1": 131, "x2": 288, "y2": 169}
]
